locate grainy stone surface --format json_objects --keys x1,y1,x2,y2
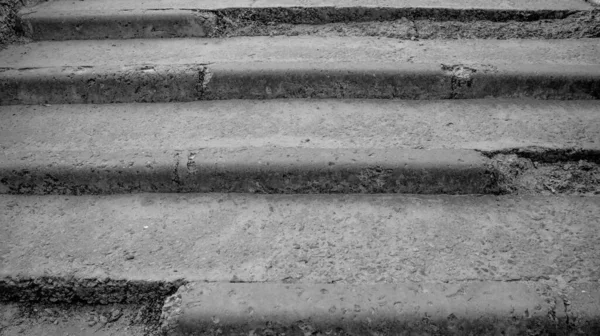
[
  {"x1": 0, "y1": 100, "x2": 599, "y2": 153},
  {"x1": 2, "y1": 194, "x2": 599, "y2": 285},
  {"x1": 1, "y1": 100, "x2": 598, "y2": 195},
  {"x1": 0, "y1": 64, "x2": 205, "y2": 105},
  {"x1": 0, "y1": 0, "x2": 45, "y2": 48},
  {"x1": 2, "y1": 62, "x2": 599, "y2": 104},
  {"x1": 18, "y1": 0, "x2": 598, "y2": 40},
  {"x1": 1, "y1": 37, "x2": 599, "y2": 104},
  {"x1": 0, "y1": 301, "x2": 165, "y2": 335},
  {"x1": 3, "y1": 37, "x2": 600, "y2": 69},
  {"x1": 162, "y1": 282, "x2": 556, "y2": 336},
  {"x1": 0, "y1": 148, "x2": 498, "y2": 195},
  {"x1": 19, "y1": 0, "x2": 596, "y2": 12},
  {"x1": 564, "y1": 283, "x2": 600, "y2": 335}
]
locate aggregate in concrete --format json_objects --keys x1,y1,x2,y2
[
  {"x1": 3, "y1": 37, "x2": 600, "y2": 68},
  {"x1": 1, "y1": 37, "x2": 599, "y2": 104},
  {"x1": 2, "y1": 100, "x2": 598, "y2": 153},
  {"x1": 0, "y1": 64, "x2": 205, "y2": 105},
  {"x1": 162, "y1": 282, "x2": 555, "y2": 336},
  {"x1": 20, "y1": 0, "x2": 595, "y2": 12},
  {"x1": 2, "y1": 62, "x2": 600, "y2": 104},
  {"x1": 563, "y1": 284, "x2": 600, "y2": 334},
  {"x1": 1, "y1": 194, "x2": 599, "y2": 289},
  {"x1": 0, "y1": 148, "x2": 497, "y2": 195},
  {"x1": 17, "y1": 0, "x2": 597, "y2": 40}
]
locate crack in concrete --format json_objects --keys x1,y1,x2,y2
[
  {"x1": 563, "y1": 297, "x2": 571, "y2": 326},
  {"x1": 197, "y1": 66, "x2": 212, "y2": 98},
  {"x1": 0, "y1": 276, "x2": 186, "y2": 304},
  {"x1": 171, "y1": 152, "x2": 181, "y2": 186}
]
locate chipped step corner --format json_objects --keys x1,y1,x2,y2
[
  {"x1": 160, "y1": 282, "x2": 198, "y2": 336},
  {"x1": 160, "y1": 288, "x2": 185, "y2": 336}
]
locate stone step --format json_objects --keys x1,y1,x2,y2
[
  {"x1": 161, "y1": 282, "x2": 555, "y2": 336},
  {"x1": 1, "y1": 193, "x2": 598, "y2": 292},
  {"x1": 1, "y1": 284, "x2": 599, "y2": 335},
  {"x1": 18, "y1": 0, "x2": 598, "y2": 40},
  {"x1": 1, "y1": 99, "x2": 599, "y2": 195},
  {"x1": 1, "y1": 147, "x2": 497, "y2": 195},
  {"x1": 2, "y1": 193, "x2": 599, "y2": 333},
  {"x1": 1, "y1": 37, "x2": 600, "y2": 104}
]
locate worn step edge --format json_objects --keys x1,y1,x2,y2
[
  {"x1": 18, "y1": 2, "x2": 597, "y2": 41},
  {"x1": 0, "y1": 148, "x2": 498, "y2": 195},
  {"x1": 0, "y1": 274, "x2": 185, "y2": 304},
  {"x1": 160, "y1": 282, "x2": 559, "y2": 336},
  {"x1": 1, "y1": 63, "x2": 599, "y2": 105},
  {"x1": 480, "y1": 146, "x2": 600, "y2": 164}
]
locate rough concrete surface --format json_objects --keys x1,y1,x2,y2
[
  {"x1": 3, "y1": 37, "x2": 599, "y2": 68},
  {"x1": 0, "y1": 0, "x2": 20, "y2": 47},
  {"x1": 1, "y1": 194, "x2": 599, "y2": 288},
  {"x1": 1, "y1": 37, "x2": 600, "y2": 103},
  {"x1": 0, "y1": 0, "x2": 44, "y2": 47},
  {"x1": 1, "y1": 100, "x2": 598, "y2": 195},
  {"x1": 0, "y1": 302, "x2": 164, "y2": 335},
  {"x1": 2, "y1": 100, "x2": 598, "y2": 153},
  {"x1": 490, "y1": 153, "x2": 600, "y2": 196},
  {"x1": 20, "y1": 11, "x2": 600, "y2": 40},
  {"x1": 19, "y1": 0, "x2": 595, "y2": 12},
  {"x1": 2, "y1": 62, "x2": 599, "y2": 104},
  {"x1": 3, "y1": 194, "x2": 600, "y2": 333},
  {"x1": 0, "y1": 64, "x2": 205, "y2": 105},
  {"x1": 0, "y1": 148, "x2": 498, "y2": 195},
  {"x1": 563, "y1": 284, "x2": 600, "y2": 334},
  {"x1": 18, "y1": 0, "x2": 599, "y2": 40},
  {"x1": 162, "y1": 282, "x2": 555, "y2": 336}
]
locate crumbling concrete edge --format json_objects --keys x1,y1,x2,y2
[
  {"x1": 586, "y1": 1, "x2": 600, "y2": 7},
  {"x1": 0, "y1": 275, "x2": 186, "y2": 304},
  {"x1": 155, "y1": 281, "x2": 586, "y2": 336},
  {"x1": 0, "y1": 148, "x2": 500, "y2": 195},
  {"x1": 479, "y1": 146, "x2": 600, "y2": 164},
  {"x1": 0, "y1": 0, "x2": 48, "y2": 47},
  {"x1": 18, "y1": 4, "x2": 600, "y2": 40}
]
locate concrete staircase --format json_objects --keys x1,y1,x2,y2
[{"x1": 1, "y1": 1, "x2": 599, "y2": 335}]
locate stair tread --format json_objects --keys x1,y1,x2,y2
[
  {"x1": 1, "y1": 100, "x2": 598, "y2": 154},
  {"x1": 21, "y1": 0, "x2": 593, "y2": 14},
  {"x1": 2, "y1": 37, "x2": 600, "y2": 68},
  {"x1": 1, "y1": 193, "x2": 599, "y2": 284}
]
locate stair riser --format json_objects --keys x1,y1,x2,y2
[
  {"x1": 0, "y1": 149, "x2": 498, "y2": 195},
  {"x1": 162, "y1": 282, "x2": 554, "y2": 336},
  {"x1": 20, "y1": 7, "x2": 599, "y2": 41},
  {"x1": 2, "y1": 64, "x2": 599, "y2": 104}
]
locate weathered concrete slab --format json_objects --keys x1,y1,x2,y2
[
  {"x1": 161, "y1": 282, "x2": 555, "y2": 336},
  {"x1": 0, "y1": 148, "x2": 497, "y2": 195},
  {"x1": 0, "y1": 64, "x2": 205, "y2": 105},
  {"x1": 4, "y1": 38, "x2": 599, "y2": 69},
  {"x1": 1, "y1": 62, "x2": 599, "y2": 104},
  {"x1": 18, "y1": 0, "x2": 596, "y2": 40},
  {"x1": 21, "y1": 0, "x2": 595, "y2": 12},
  {"x1": 1, "y1": 37, "x2": 599, "y2": 104},
  {"x1": 563, "y1": 284, "x2": 600, "y2": 334},
  {"x1": 201, "y1": 62, "x2": 600, "y2": 100},
  {"x1": 2, "y1": 100, "x2": 598, "y2": 153},
  {"x1": 1, "y1": 194, "x2": 599, "y2": 290}
]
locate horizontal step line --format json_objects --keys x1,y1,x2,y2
[{"x1": 2, "y1": 63, "x2": 599, "y2": 104}]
